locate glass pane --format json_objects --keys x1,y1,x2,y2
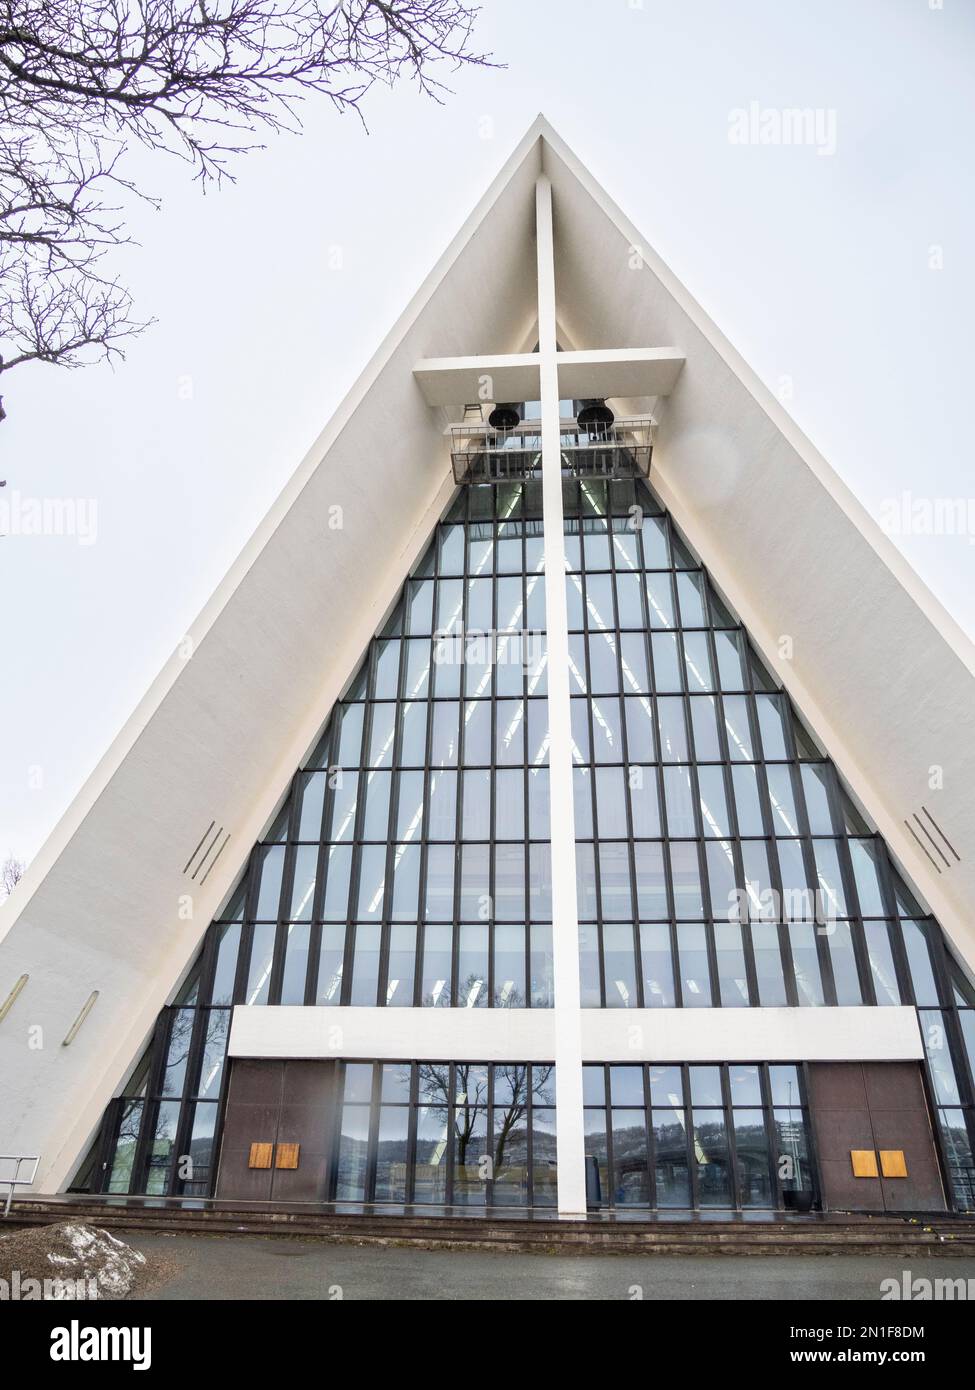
[
  {"x1": 107, "y1": 1099, "x2": 144, "y2": 1193},
  {"x1": 651, "y1": 632, "x2": 682, "y2": 692},
  {"x1": 315, "y1": 925, "x2": 345, "y2": 1003},
  {"x1": 728, "y1": 1064, "x2": 762, "y2": 1106},
  {"x1": 350, "y1": 924, "x2": 380, "y2": 1004},
  {"x1": 336, "y1": 1105, "x2": 370, "y2": 1201},
  {"x1": 828, "y1": 921, "x2": 863, "y2": 1006},
  {"x1": 494, "y1": 924, "x2": 526, "y2": 1007},
  {"x1": 297, "y1": 774, "x2": 325, "y2": 840},
  {"x1": 689, "y1": 1066, "x2": 722, "y2": 1106},
  {"x1": 599, "y1": 842, "x2": 632, "y2": 920},
  {"x1": 421, "y1": 924, "x2": 452, "y2": 1007},
  {"x1": 530, "y1": 925, "x2": 554, "y2": 1008},
  {"x1": 161, "y1": 1009, "x2": 194, "y2": 1097},
  {"x1": 326, "y1": 772, "x2": 358, "y2": 842},
  {"x1": 919, "y1": 1010, "x2": 960, "y2": 1104},
  {"x1": 611, "y1": 1109, "x2": 650, "y2": 1206},
  {"x1": 800, "y1": 764, "x2": 834, "y2": 833},
  {"x1": 689, "y1": 694, "x2": 721, "y2": 759},
  {"x1": 652, "y1": 1111, "x2": 690, "y2": 1208},
  {"x1": 734, "y1": 1111, "x2": 772, "y2": 1208},
  {"x1": 902, "y1": 920, "x2": 940, "y2": 1005},
  {"x1": 245, "y1": 924, "x2": 276, "y2": 1005},
  {"x1": 677, "y1": 923, "x2": 712, "y2": 1006},
  {"x1": 374, "y1": 1108, "x2": 409, "y2": 1203},
  {"x1": 355, "y1": 845, "x2": 386, "y2": 919},
  {"x1": 414, "y1": 1099, "x2": 449, "y2": 1204},
  {"x1": 640, "y1": 923, "x2": 675, "y2": 1007},
  {"x1": 288, "y1": 846, "x2": 318, "y2": 921},
  {"x1": 766, "y1": 764, "x2": 800, "y2": 836},
  {"x1": 649, "y1": 1065, "x2": 684, "y2": 1107},
  {"x1": 279, "y1": 924, "x2": 310, "y2": 1004},
  {"x1": 865, "y1": 922, "x2": 902, "y2": 1005},
  {"x1": 772, "y1": 1108, "x2": 813, "y2": 1194},
  {"x1": 715, "y1": 922, "x2": 750, "y2": 1006},
  {"x1": 755, "y1": 694, "x2": 788, "y2": 759},
  {"x1": 663, "y1": 764, "x2": 696, "y2": 836},
  {"x1": 697, "y1": 766, "x2": 729, "y2": 838},
  {"x1": 624, "y1": 696, "x2": 656, "y2": 761},
  {"x1": 752, "y1": 922, "x2": 787, "y2": 1005},
  {"x1": 595, "y1": 766, "x2": 629, "y2": 837},
  {"x1": 584, "y1": 1109, "x2": 609, "y2": 1206},
  {"x1": 579, "y1": 924, "x2": 601, "y2": 1007},
  {"x1": 321, "y1": 846, "x2": 352, "y2": 920},
  {"x1": 629, "y1": 766, "x2": 660, "y2": 837},
  {"x1": 645, "y1": 572, "x2": 675, "y2": 627},
  {"x1": 386, "y1": 923, "x2": 416, "y2": 1006},
  {"x1": 255, "y1": 846, "x2": 285, "y2": 919},
  {"x1": 656, "y1": 697, "x2": 687, "y2": 762},
  {"x1": 211, "y1": 923, "x2": 240, "y2": 1005},
  {"x1": 731, "y1": 764, "x2": 764, "y2": 835},
  {"x1": 669, "y1": 842, "x2": 704, "y2": 919},
  {"x1": 849, "y1": 838, "x2": 886, "y2": 916},
  {"x1": 812, "y1": 839, "x2": 848, "y2": 920},
  {"x1": 531, "y1": 1108, "x2": 558, "y2": 1207},
  {"x1": 723, "y1": 695, "x2": 754, "y2": 761},
  {"x1": 603, "y1": 924, "x2": 638, "y2": 1008},
  {"x1": 790, "y1": 923, "x2": 825, "y2": 1006},
  {"x1": 457, "y1": 924, "x2": 488, "y2": 1008}
]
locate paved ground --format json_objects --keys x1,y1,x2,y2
[{"x1": 125, "y1": 1232, "x2": 975, "y2": 1301}]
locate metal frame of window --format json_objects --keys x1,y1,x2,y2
[
  {"x1": 583, "y1": 1060, "x2": 816, "y2": 1212},
  {"x1": 86, "y1": 469, "x2": 975, "y2": 1211},
  {"x1": 330, "y1": 1059, "x2": 557, "y2": 1208}
]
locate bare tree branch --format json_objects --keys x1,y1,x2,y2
[{"x1": 0, "y1": 1, "x2": 497, "y2": 413}]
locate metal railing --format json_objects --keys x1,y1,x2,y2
[
  {"x1": 0, "y1": 1153, "x2": 39, "y2": 1217},
  {"x1": 449, "y1": 417, "x2": 653, "y2": 485}
]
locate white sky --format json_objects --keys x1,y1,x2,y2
[{"x1": 2, "y1": 0, "x2": 973, "y2": 866}]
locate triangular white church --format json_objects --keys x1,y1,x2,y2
[{"x1": 3, "y1": 117, "x2": 974, "y2": 1219}]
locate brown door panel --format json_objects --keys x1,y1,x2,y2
[
  {"x1": 217, "y1": 1058, "x2": 339, "y2": 1203},
  {"x1": 808, "y1": 1061, "x2": 946, "y2": 1214}
]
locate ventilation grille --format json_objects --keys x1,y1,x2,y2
[
  {"x1": 183, "y1": 820, "x2": 231, "y2": 884},
  {"x1": 903, "y1": 806, "x2": 960, "y2": 876}
]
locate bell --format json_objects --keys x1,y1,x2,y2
[
  {"x1": 488, "y1": 402, "x2": 523, "y2": 431},
  {"x1": 575, "y1": 398, "x2": 615, "y2": 429}
]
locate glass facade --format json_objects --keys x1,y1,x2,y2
[
  {"x1": 82, "y1": 470, "x2": 975, "y2": 1213},
  {"x1": 583, "y1": 1062, "x2": 814, "y2": 1211},
  {"x1": 240, "y1": 479, "x2": 554, "y2": 1013},
  {"x1": 334, "y1": 1061, "x2": 556, "y2": 1207}
]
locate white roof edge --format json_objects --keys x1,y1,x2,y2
[
  {"x1": 534, "y1": 116, "x2": 975, "y2": 681},
  {"x1": 0, "y1": 118, "x2": 547, "y2": 940},
  {"x1": 5, "y1": 112, "x2": 971, "y2": 941}
]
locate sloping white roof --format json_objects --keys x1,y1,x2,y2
[{"x1": 2, "y1": 116, "x2": 973, "y2": 1191}]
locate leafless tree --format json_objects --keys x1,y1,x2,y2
[
  {"x1": 0, "y1": 0, "x2": 496, "y2": 416},
  {"x1": 1, "y1": 852, "x2": 25, "y2": 898}
]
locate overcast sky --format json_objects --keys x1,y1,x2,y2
[{"x1": 2, "y1": 0, "x2": 973, "y2": 867}]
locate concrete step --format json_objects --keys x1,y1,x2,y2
[{"x1": 6, "y1": 1199, "x2": 975, "y2": 1256}]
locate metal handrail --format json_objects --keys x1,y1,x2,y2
[{"x1": 0, "y1": 1153, "x2": 39, "y2": 1217}]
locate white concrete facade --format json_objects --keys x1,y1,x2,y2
[
  {"x1": 230, "y1": 1005, "x2": 923, "y2": 1066},
  {"x1": 0, "y1": 117, "x2": 972, "y2": 1205}
]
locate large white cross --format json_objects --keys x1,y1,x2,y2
[{"x1": 414, "y1": 177, "x2": 684, "y2": 1216}]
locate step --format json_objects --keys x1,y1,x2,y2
[{"x1": 7, "y1": 1201, "x2": 975, "y2": 1256}]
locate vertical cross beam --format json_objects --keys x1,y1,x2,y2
[{"x1": 535, "y1": 175, "x2": 587, "y2": 1216}]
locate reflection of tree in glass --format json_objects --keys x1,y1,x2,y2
[{"x1": 416, "y1": 1062, "x2": 485, "y2": 1167}]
